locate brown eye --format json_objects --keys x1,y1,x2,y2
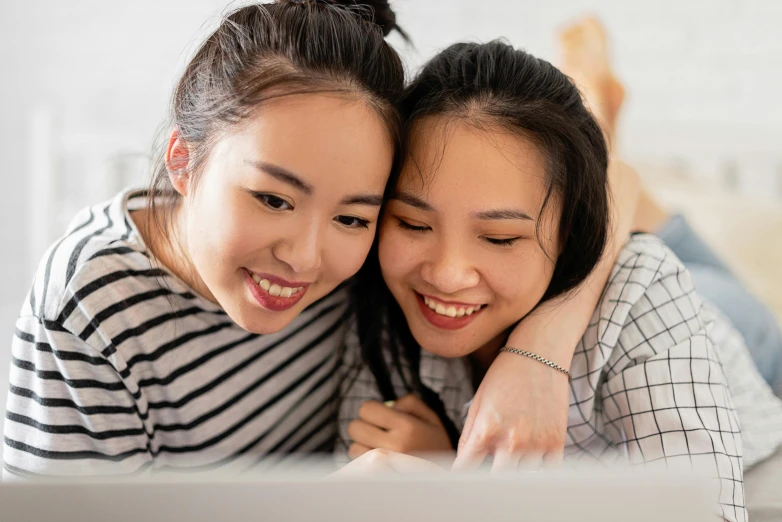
[
  {"x1": 335, "y1": 215, "x2": 370, "y2": 229},
  {"x1": 255, "y1": 193, "x2": 292, "y2": 211}
]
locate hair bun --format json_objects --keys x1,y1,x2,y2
[{"x1": 305, "y1": 0, "x2": 408, "y2": 40}]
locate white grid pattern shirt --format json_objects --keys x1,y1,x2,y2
[{"x1": 338, "y1": 234, "x2": 782, "y2": 522}]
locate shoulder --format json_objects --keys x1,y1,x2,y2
[
  {"x1": 583, "y1": 234, "x2": 711, "y2": 376},
  {"x1": 24, "y1": 190, "x2": 158, "y2": 326}
]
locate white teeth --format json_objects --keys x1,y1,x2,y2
[
  {"x1": 423, "y1": 295, "x2": 484, "y2": 318},
  {"x1": 251, "y1": 276, "x2": 302, "y2": 298}
]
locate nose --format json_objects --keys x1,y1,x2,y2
[
  {"x1": 272, "y1": 219, "x2": 322, "y2": 275},
  {"x1": 420, "y1": 237, "x2": 480, "y2": 295}
]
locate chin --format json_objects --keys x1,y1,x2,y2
[
  {"x1": 234, "y1": 308, "x2": 299, "y2": 335},
  {"x1": 408, "y1": 323, "x2": 477, "y2": 359}
]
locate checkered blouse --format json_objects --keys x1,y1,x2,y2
[{"x1": 338, "y1": 234, "x2": 782, "y2": 522}]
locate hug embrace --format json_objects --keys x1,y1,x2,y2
[{"x1": 5, "y1": 2, "x2": 782, "y2": 522}]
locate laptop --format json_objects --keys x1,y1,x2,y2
[{"x1": 0, "y1": 460, "x2": 716, "y2": 522}]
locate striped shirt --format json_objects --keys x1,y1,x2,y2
[
  {"x1": 4, "y1": 188, "x2": 350, "y2": 477},
  {"x1": 339, "y1": 234, "x2": 782, "y2": 522}
]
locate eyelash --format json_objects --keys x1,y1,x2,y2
[
  {"x1": 396, "y1": 218, "x2": 429, "y2": 232},
  {"x1": 483, "y1": 237, "x2": 521, "y2": 247},
  {"x1": 397, "y1": 218, "x2": 521, "y2": 247},
  {"x1": 255, "y1": 193, "x2": 292, "y2": 211},
  {"x1": 335, "y1": 215, "x2": 370, "y2": 229}
]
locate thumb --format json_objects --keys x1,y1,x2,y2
[{"x1": 392, "y1": 393, "x2": 441, "y2": 426}]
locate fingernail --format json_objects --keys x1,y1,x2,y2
[{"x1": 384, "y1": 400, "x2": 396, "y2": 408}]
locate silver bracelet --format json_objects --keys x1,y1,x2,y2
[{"x1": 499, "y1": 347, "x2": 571, "y2": 380}]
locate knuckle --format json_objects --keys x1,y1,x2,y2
[
  {"x1": 357, "y1": 401, "x2": 375, "y2": 419},
  {"x1": 348, "y1": 444, "x2": 363, "y2": 460},
  {"x1": 346, "y1": 420, "x2": 361, "y2": 439},
  {"x1": 388, "y1": 440, "x2": 407, "y2": 454},
  {"x1": 364, "y1": 448, "x2": 388, "y2": 464}
]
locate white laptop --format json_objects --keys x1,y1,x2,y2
[{"x1": 0, "y1": 461, "x2": 716, "y2": 522}]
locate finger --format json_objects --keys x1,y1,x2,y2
[
  {"x1": 393, "y1": 393, "x2": 441, "y2": 425},
  {"x1": 459, "y1": 397, "x2": 480, "y2": 445},
  {"x1": 517, "y1": 451, "x2": 544, "y2": 471},
  {"x1": 348, "y1": 442, "x2": 372, "y2": 460},
  {"x1": 490, "y1": 449, "x2": 522, "y2": 473},
  {"x1": 347, "y1": 419, "x2": 393, "y2": 448},
  {"x1": 452, "y1": 434, "x2": 489, "y2": 471},
  {"x1": 358, "y1": 400, "x2": 405, "y2": 430},
  {"x1": 542, "y1": 448, "x2": 564, "y2": 468}
]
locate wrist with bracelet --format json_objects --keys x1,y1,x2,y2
[{"x1": 499, "y1": 346, "x2": 571, "y2": 380}]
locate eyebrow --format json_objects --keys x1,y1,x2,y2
[
  {"x1": 245, "y1": 161, "x2": 313, "y2": 195},
  {"x1": 472, "y1": 208, "x2": 534, "y2": 221},
  {"x1": 391, "y1": 192, "x2": 434, "y2": 212},
  {"x1": 340, "y1": 194, "x2": 384, "y2": 206}
]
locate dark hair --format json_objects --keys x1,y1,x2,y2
[
  {"x1": 352, "y1": 41, "x2": 610, "y2": 448},
  {"x1": 144, "y1": 0, "x2": 406, "y2": 259}
]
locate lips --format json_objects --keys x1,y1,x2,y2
[
  {"x1": 244, "y1": 269, "x2": 309, "y2": 312},
  {"x1": 415, "y1": 292, "x2": 485, "y2": 330}
]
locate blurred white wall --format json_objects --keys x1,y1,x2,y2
[
  {"x1": 2, "y1": 0, "x2": 782, "y2": 309},
  {"x1": 1, "y1": 0, "x2": 781, "y2": 455}
]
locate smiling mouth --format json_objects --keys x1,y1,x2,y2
[
  {"x1": 244, "y1": 269, "x2": 309, "y2": 312},
  {"x1": 248, "y1": 272, "x2": 305, "y2": 298},
  {"x1": 421, "y1": 294, "x2": 484, "y2": 318}
]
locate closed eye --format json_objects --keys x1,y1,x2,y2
[
  {"x1": 253, "y1": 192, "x2": 292, "y2": 211},
  {"x1": 335, "y1": 215, "x2": 370, "y2": 229},
  {"x1": 396, "y1": 217, "x2": 430, "y2": 232},
  {"x1": 483, "y1": 236, "x2": 521, "y2": 247}
]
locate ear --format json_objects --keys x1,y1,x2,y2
[{"x1": 165, "y1": 128, "x2": 192, "y2": 196}]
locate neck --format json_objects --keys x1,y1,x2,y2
[{"x1": 133, "y1": 201, "x2": 216, "y2": 304}]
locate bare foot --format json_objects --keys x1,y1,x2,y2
[{"x1": 557, "y1": 16, "x2": 625, "y2": 146}]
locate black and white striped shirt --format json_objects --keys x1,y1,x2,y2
[{"x1": 4, "y1": 188, "x2": 350, "y2": 477}]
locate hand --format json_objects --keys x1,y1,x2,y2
[
  {"x1": 454, "y1": 350, "x2": 570, "y2": 471},
  {"x1": 331, "y1": 448, "x2": 445, "y2": 478},
  {"x1": 347, "y1": 393, "x2": 453, "y2": 460}
]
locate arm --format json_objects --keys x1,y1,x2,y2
[
  {"x1": 4, "y1": 315, "x2": 151, "y2": 478},
  {"x1": 455, "y1": 159, "x2": 641, "y2": 469}
]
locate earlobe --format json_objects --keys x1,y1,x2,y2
[{"x1": 165, "y1": 128, "x2": 191, "y2": 196}]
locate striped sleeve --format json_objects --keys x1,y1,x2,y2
[{"x1": 4, "y1": 315, "x2": 152, "y2": 477}]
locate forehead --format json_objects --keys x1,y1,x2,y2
[
  {"x1": 213, "y1": 93, "x2": 394, "y2": 191},
  {"x1": 399, "y1": 118, "x2": 550, "y2": 214}
]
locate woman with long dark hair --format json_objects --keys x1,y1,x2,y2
[{"x1": 339, "y1": 40, "x2": 782, "y2": 522}]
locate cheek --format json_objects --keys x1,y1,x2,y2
[
  {"x1": 323, "y1": 228, "x2": 376, "y2": 282},
  {"x1": 188, "y1": 186, "x2": 264, "y2": 268},
  {"x1": 486, "y1": 247, "x2": 554, "y2": 310},
  {"x1": 378, "y1": 224, "x2": 419, "y2": 286}
]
